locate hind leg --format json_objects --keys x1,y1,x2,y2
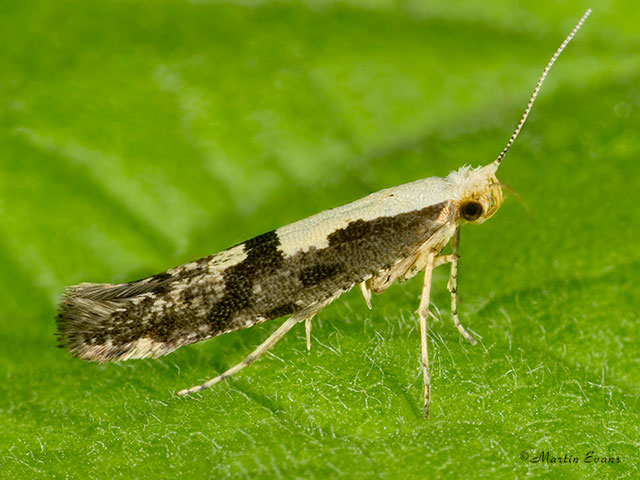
[{"x1": 177, "y1": 314, "x2": 304, "y2": 396}]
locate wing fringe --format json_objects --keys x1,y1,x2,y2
[{"x1": 56, "y1": 276, "x2": 176, "y2": 362}]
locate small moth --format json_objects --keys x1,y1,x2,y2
[{"x1": 56, "y1": 10, "x2": 590, "y2": 417}]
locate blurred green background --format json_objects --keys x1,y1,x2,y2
[{"x1": 1, "y1": 0, "x2": 638, "y2": 478}]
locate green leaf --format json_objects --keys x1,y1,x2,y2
[{"x1": 1, "y1": 1, "x2": 638, "y2": 478}]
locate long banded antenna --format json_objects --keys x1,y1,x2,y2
[{"x1": 494, "y1": 8, "x2": 591, "y2": 165}]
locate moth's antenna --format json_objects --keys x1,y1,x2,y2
[{"x1": 494, "y1": 8, "x2": 591, "y2": 166}]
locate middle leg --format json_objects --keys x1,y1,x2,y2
[{"x1": 417, "y1": 250, "x2": 435, "y2": 418}]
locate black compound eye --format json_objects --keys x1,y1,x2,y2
[{"x1": 461, "y1": 201, "x2": 484, "y2": 221}]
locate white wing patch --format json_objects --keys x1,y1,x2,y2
[
  {"x1": 276, "y1": 176, "x2": 453, "y2": 256},
  {"x1": 207, "y1": 244, "x2": 247, "y2": 272}
]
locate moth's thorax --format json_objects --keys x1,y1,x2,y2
[{"x1": 445, "y1": 162, "x2": 504, "y2": 225}]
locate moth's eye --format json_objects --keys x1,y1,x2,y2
[{"x1": 460, "y1": 201, "x2": 484, "y2": 221}]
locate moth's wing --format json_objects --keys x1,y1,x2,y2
[
  {"x1": 274, "y1": 191, "x2": 456, "y2": 307},
  {"x1": 56, "y1": 245, "x2": 246, "y2": 362},
  {"x1": 274, "y1": 176, "x2": 454, "y2": 257},
  {"x1": 369, "y1": 218, "x2": 457, "y2": 294},
  {"x1": 57, "y1": 177, "x2": 455, "y2": 363}
]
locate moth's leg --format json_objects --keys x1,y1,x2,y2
[
  {"x1": 417, "y1": 250, "x2": 435, "y2": 419},
  {"x1": 449, "y1": 228, "x2": 477, "y2": 345},
  {"x1": 360, "y1": 280, "x2": 372, "y2": 310},
  {"x1": 177, "y1": 315, "x2": 302, "y2": 396},
  {"x1": 305, "y1": 318, "x2": 312, "y2": 351},
  {"x1": 301, "y1": 293, "x2": 342, "y2": 351},
  {"x1": 434, "y1": 254, "x2": 458, "y2": 268}
]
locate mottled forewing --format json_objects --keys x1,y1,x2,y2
[{"x1": 57, "y1": 201, "x2": 452, "y2": 362}]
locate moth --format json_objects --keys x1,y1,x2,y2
[{"x1": 57, "y1": 10, "x2": 590, "y2": 417}]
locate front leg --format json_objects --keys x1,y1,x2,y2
[{"x1": 448, "y1": 228, "x2": 476, "y2": 345}]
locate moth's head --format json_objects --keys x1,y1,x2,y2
[
  {"x1": 441, "y1": 9, "x2": 590, "y2": 225},
  {"x1": 446, "y1": 161, "x2": 503, "y2": 225}
]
